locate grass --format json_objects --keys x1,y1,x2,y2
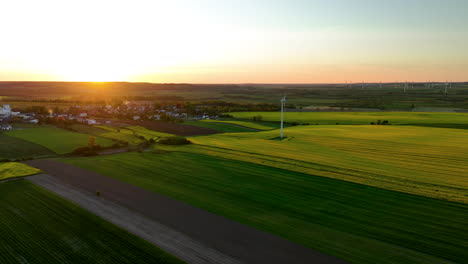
[
  {"x1": 156, "y1": 125, "x2": 468, "y2": 203},
  {"x1": 183, "y1": 120, "x2": 254, "y2": 133},
  {"x1": 0, "y1": 162, "x2": 41, "y2": 180},
  {"x1": 0, "y1": 180, "x2": 184, "y2": 264},
  {"x1": 6, "y1": 126, "x2": 114, "y2": 154},
  {"x1": 229, "y1": 111, "x2": 468, "y2": 128},
  {"x1": 0, "y1": 134, "x2": 55, "y2": 160},
  {"x1": 94, "y1": 125, "x2": 172, "y2": 145},
  {"x1": 200, "y1": 120, "x2": 274, "y2": 130},
  {"x1": 69, "y1": 124, "x2": 108, "y2": 135},
  {"x1": 122, "y1": 126, "x2": 173, "y2": 140},
  {"x1": 99, "y1": 132, "x2": 145, "y2": 146},
  {"x1": 61, "y1": 152, "x2": 468, "y2": 264}
]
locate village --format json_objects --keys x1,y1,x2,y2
[{"x1": 0, "y1": 102, "x2": 220, "y2": 131}]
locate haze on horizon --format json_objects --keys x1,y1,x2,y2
[{"x1": 0, "y1": 0, "x2": 467, "y2": 84}]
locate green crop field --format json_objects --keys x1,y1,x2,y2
[
  {"x1": 0, "y1": 134, "x2": 55, "y2": 160},
  {"x1": 183, "y1": 120, "x2": 253, "y2": 133},
  {"x1": 0, "y1": 180, "x2": 183, "y2": 264},
  {"x1": 69, "y1": 124, "x2": 108, "y2": 135},
  {"x1": 229, "y1": 111, "x2": 468, "y2": 129},
  {"x1": 122, "y1": 126, "x2": 173, "y2": 139},
  {"x1": 0, "y1": 163, "x2": 41, "y2": 180},
  {"x1": 200, "y1": 120, "x2": 274, "y2": 130},
  {"x1": 61, "y1": 152, "x2": 468, "y2": 264},
  {"x1": 98, "y1": 132, "x2": 145, "y2": 146},
  {"x1": 93, "y1": 125, "x2": 171, "y2": 145},
  {"x1": 157, "y1": 125, "x2": 468, "y2": 203},
  {"x1": 6, "y1": 126, "x2": 114, "y2": 154}
]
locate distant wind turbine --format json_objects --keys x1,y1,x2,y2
[{"x1": 280, "y1": 96, "x2": 286, "y2": 139}]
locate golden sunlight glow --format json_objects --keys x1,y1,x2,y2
[{"x1": 0, "y1": 0, "x2": 467, "y2": 83}]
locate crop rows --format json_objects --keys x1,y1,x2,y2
[
  {"x1": 0, "y1": 180, "x2": 183, "y2": 264},
  {"x1": 157, "y1": 125, "x2": 468, "y2": 203},
  {"x1": 61, "y1": 152, "x2": 468, "y2": 264}
]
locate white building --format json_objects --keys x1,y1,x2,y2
[
  {"x1": 0, "y1": 105, "x2": 12, "y2": 119},
  {"x1": 86, "y1": 119, "x2": 97, "y2": 125},
  {"x1": 0, "y1": 124, "x2": 12, "y2": 131}
]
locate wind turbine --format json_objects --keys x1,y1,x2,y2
[{"x1": 280, "y1": 96, "x2": 286, "y2": 139}]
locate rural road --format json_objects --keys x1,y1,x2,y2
[{"x1": 25, "y1": 159, "x2": 348, "y2": 264}]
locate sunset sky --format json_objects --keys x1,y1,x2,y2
[{"x1": 0, "y1": 0, "x2": 467, "y2": 83}]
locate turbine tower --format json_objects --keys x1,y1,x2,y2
[{"x1": 280, "y1": 96, "x2": 286, "y2": 139}]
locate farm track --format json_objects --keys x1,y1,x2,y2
[
  {"x1": 27, "y1": 174, "x2": 239, "y2": 264},
  {"x1": 24, "y1": 159, "x2": 348, "y2": 264}
]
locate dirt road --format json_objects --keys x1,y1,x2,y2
[{"x1": 25, "y1": 159, "x2": 347, "y2": 264}]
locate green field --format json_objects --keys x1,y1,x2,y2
[
  {"x1": 92, "y1": 125, "x2": 172, "y2": 145},
  {"x1": 69, "y1": 124, "x2": 108, "y2": 135},
  {"x1": 0, "y1": 163, "x2": 41, "y2": 180},
  {"x1": 99, "y1": 132, "x2": 145, "y2": 146},
  {"x1": 61, "y1": 152, "x2": 467, "y2": 264},
  {"x1": 157, "y1": 125, "x2": 468, "y2": 203},
  {"x1": 122, "y1": 126, "x2": 173, "y2": 140},
  {"x1": 6, "y1": 126, "x2": 114, "y2": 154},
  {"x1": 183, "y1": 120, "x2": 253, "y2": 133},
  {"x1": 200, "y1": 120, "x2": 274, "y2": 130},
  {"x1": 0, "y1": 134, "x2": 55, "y2": 160},
  {"x1": 229, "y1": 111, "x2": 468, "y2": 128},
  {"x1": 0, "y1": 180, "x2": 183, "y2": 264}
]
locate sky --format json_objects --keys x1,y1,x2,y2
[{"x1": 0, "y1": 0, "x2": 467, "y2": 83}]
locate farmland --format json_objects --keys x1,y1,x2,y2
[
  {"x1": 0, "y1": 180, "x2": 184, "y2": 264},
  {"x1": 0, "y1": 134, "x2": 55, "y2": 160},
  {"x1": 60, "y1": 151, "x2": 468, "y2": 264},
  {"x1": 200, "y1": 120, "x2": 274, "y2": 130},
  {"x1": 123, "y1": 126, "x2": 173, "y2": 140},
  {"x1": 157, "y1": 125, "x2": 468, "y2": 203},
  {"x1": 0, "y1": 163, "x2": 41, "y2": 180},
  {"x1": 229, "y1": 111, "x2": 468, "y2": 129},
  {"x1": 99, "y1": 132, "x2": 145, "y2": 146},
  {"x1": 6, "y1": 125, "x2": 114, "y2": 154},
  {"x1": 1, "y1": 82, "x2": 468, "y2": 110},
  {"x1": 182, "y1": 121, "x2": 254, "y2": 133}
]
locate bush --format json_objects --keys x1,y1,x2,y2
[
  {"x1": 159, "y1": 136, "x2": 191, "y2": 145},
  {"x1": 252, "y1": 115, "x2": 263, "y2": 122},
  {"x1": 73, "y1": 144, "x2": 102, "y2": 156}
]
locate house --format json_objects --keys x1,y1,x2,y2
[
  {"x1": 86, "y1": 119, "x2": 97, "y2": 125},
  {"x1": 133, "y1": 115, "x2": 140, "y2": 120},
  {"x1": 0, "y1": 123, "x2": 12, "y2": 131},
  {"x1": 0, "y1": 105, "x2": 12, "y2": 119}
]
